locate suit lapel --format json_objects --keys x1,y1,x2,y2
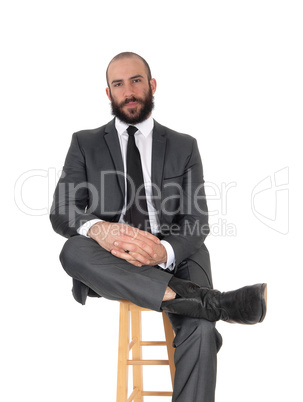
[
  {"x1": 104, "y1": 119, "x2": 125, "y2": 197},
  {"x1": 152, "y1": 120, "x2": 167, "y2": 219}
]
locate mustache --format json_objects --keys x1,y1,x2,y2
[{"x1": 120, "y1": 97, "x2": 144, "y2": 107}]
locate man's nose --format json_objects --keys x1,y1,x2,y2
[{"x1": 123, "y1": 82, "x2": 134, "y2": 98}]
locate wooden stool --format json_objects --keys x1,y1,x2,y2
[{"x1": 116, "y1": 300, "x2": 175, "y2": 402}]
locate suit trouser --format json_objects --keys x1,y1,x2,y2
[{"x1": 59, "y1": 235, "x2": 222, "y2": 402}]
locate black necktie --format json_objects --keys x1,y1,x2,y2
[{"x1": 124, "y1": 125, "x2": 150, "y2": 231}]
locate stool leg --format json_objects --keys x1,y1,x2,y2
[
  {"x1": 117, "y1": 302, "x2": 130, "y2": 402},
  {"x1": 162, "y1": 312, "x2": 175, "y2": 387},
  {"x1": 131, "y1": 309, "x2": 144, "y2": 402}
]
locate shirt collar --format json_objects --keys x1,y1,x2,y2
[{"x1": 115, "y1": 115, "x2": 154, "y2": 138}]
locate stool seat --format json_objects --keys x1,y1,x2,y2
[{"x1": 117, "y1": 300, "x2": 175, "y2": 402}]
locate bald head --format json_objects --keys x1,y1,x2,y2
[{"x1": 106, "y1": 52, "x2": 152, "y2": 86}]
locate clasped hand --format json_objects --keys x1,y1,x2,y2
[{"x1": 87, "y1": 221, "x2": 167, "y2": 267}]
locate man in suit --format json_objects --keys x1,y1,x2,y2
[{"x1": 50, "y1": 52, "x2": 267, "y2": 402}]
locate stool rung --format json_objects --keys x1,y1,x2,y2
[
  {"x1": 127, "y1": 359, "x2": 169, "y2": 365},
  {"x1": 127, "y1": 389, "x2": 173, "y2": 401},
  {"x1": 129, "y1": 339, "x2": 167, "y2": 351},
  {"x1": 142, "y1": 391, "x2": 173, "y2": 397},
  {"x1": 141, "y1": 341, "x2": 166, "y2": 346}
]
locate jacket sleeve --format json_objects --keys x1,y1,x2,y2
[
  {"x1": 162, "y1": 138, "x2": 210, "y2": 266},
  {"x1": 50, "y1": 132, "x2": 99, "y2": 238}
]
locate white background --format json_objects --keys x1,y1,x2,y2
[{"x1": 1, "y1": 1, "x2": 302, "y2": 401}]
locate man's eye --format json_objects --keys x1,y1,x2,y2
[{"x1": 133, "y1": 79, "x2": 141, "y2": 83}]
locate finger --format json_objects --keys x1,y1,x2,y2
[
  {"x1": 115, "y1": 243, "x2": 152, "y2": 264},
  {"x1": 111, "y1": 249, "x2": 145, "y2": 266},
  {"x1": 127, "y1": 260, "x2": 143, "y2": 267},
  {"x1": 112, "y1": 248, "x2": 151, "y2": 265},
  {"x1": 114, "y1": 240, "x2": 155, "y2": 260},
  {"x1": 132, "y1": 240, "x2": 158, "y2": 259},
  {"x1": 121, "y1": 226, "x2": 160, "y2": 244},
  {"x1": 135, "y1": 230, "x2": 161, "y2": 244},
  {"x1": 127, "y1": 251, "x2": 152, "y2": 265},
  {"x1": 116, "y1": 233, "x2": 160, "y2": 254}
]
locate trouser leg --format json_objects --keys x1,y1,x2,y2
[
  {"x1": 168, "y1": 315, "x2": 222, "y2": 402},
  {"x1": 167, "y1": 260, "x2": 223, "y2": 402},
  {"x1": 59, "y1": 235, "x2": 172, "y2": 311}
]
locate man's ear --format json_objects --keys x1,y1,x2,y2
[
  {"x1": 150, "y1": 78, "x2": 157, "y2": 95},
  {"x1": 106, "y1": 87, "x2": 111, "y2": 101}
]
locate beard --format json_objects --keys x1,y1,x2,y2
[{"x1": 110, "y1": 86, "x2": 154, "y2": 124}]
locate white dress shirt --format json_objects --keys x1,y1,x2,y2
[{"x1": 77, "y1": 115, "x2": 175, "y2": 270}]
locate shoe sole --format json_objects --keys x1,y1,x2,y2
[{"x1": 259, "y1": 283, "x2": 267, "y2": 322}]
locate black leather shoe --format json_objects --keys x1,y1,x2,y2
[
  {"x1": 161, "y1": 277, "x2": 267, "y2": 325},
  {"x1": 220, "y1": 283, "x2": 267, "y2": 324}
]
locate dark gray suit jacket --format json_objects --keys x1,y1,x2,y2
[{"x1": 50, "y1": 119, "x2": 213, "y2": 303}]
